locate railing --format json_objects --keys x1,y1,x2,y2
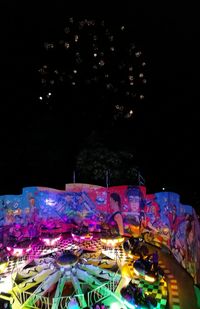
[
  {"x1": 17, "y1": 291, "x2": 85, "y2": 309},
  {"x1": 87, "y1": 281, "x2": 111, "y2": 307},
  {"x1": 12, "y1": 273, "x2": 120, "y2": 309},
  {"x1": 87, "y1": 270, "x2": 121, "y2": 308},
  {"x1": 7, "y1": 249, "x2": 121, "y2": 308}
]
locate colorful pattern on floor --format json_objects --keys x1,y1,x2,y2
[
  {"x1": 0, "y1": 238, "x2": 180, "y2": 308},
  {"x1": 102, "y1": 244, "x2": 168, "y2": 308},
  {"x1": 159, "y1": 260, "x2": 180, "y2": 309}
]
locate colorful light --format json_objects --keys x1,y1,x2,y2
[
  {"x1": 133, "y1": 267, "x2": 139, "y2": 276},
  {"x1": 13, "y1": 248, "x2": 23, "y2": 257},
  {"x1": 41, "y1": 235, "x2": 61, "y2": 246},
  {"x1": 144, "y1": 274, "x2": 156, "y2": 282},
  {"x1": 71, "y1": 233, "x2": 93, "y2": 242},
  {"x1": 100, "y1": 237, "x2": 124, "y2": 247},
  {"x1": 45, "y1": 198, "x2": 57, "y2": 206}
]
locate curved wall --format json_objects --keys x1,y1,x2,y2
[{"x1": 0, "y1": 183, "x2": 199, "y2": 284}]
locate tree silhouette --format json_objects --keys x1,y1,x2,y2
[{"x1": 75, "y1": 142, "x2": 139, "y2": 186}]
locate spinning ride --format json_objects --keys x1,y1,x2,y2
[{"x1": 133, "y1": 256, "x2": 164, "y2": 283}]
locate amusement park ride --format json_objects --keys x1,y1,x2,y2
[
  {"x1": 1, "y1": 183, "x2": 199, "y2": 309},
  {"x1": 0, "y1": 222, "x2": 167, "y2": 309}
]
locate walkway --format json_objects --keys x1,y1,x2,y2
[{"x1": 148, "y1": 244, "x2": 199, "y2": 309}]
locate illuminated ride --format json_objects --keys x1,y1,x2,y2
[
  {"x1": 71, "y1": 225, "x2": 93, "y2": 242},
  {"x1": 133, "y1": 256, "x2": 164, "y2": 283},
  {"x1": 100, "y1": 235, "x2": 125, "y2": 248},
  {"x1": 6, "y1": 239, "x2": 33, "y2": 258},
  {"x1": 141, "y1": 226, "x2": 170, "y2": 248},
  {"x1": 123, "y1": 236, "x2": 149, "y2": 259},
  {"x1": 0, "y1": 230, "x2": 168, "y2": 309},
  {"x1": 0, "y1": 216, "x2": 168, "y2": 308},
  {"x1": 0, "y1": 248, "x2": 122, "y2": 309},
  {"x1": 40, "y1": 234, "x2": 62, "y2": 247},
  {"x1": 120, "y1": 280, "x2": 157, "y2": 309}
]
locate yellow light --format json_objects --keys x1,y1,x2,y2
[
  {"x1": 133, "y1": 268, "x2": 139, "y2": 276},
  {"x1": 0, "y1": 262, "x2": 8, "y2": 273},
  {"x1": 128, "y1": 253, "x2": 134, "y2": 259},
  {"x1": 100, "y1": 237, "x2": 124, "y2": 247},
  {"x1": 144, "y1": 275, "x2": 155, "y2": 282},
  {"x1": 0, "y1": 275, "x2": 13, "y2": 293}
]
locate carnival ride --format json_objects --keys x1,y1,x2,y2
[
  {"x1": 0, "y1": 224, "x2": 168, "y2": 309},
  {"x1": 120, "y1": 281, "x2": 158, "y2": 308},
  {"x1": 133, "y1": 257, "x2": 164, "y2": 283},
  {"x1": 123, "y1": 237, "x2": 149, "y2": 258},
  {"x1": 71, "y1": 225, "x2": 93, "y2": 242}
]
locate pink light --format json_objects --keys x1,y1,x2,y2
[
  {"x1": 71, "y1": 233, "x2": 80, "y2": 242},
  {"x1": 51, "y1": 236, "x2": 61, "y2": 246},
  {"x1": 6, "y1": 247, "x2": 11, "y2": 251},
  {"x1": 80, "y1": 235, "x2": 93, "y2": 240},
  {"x1": 41, "y1": 235, "x2": 61, "y2": 246},
  {"x1": 72, "y1": 233, "x2": 93, "y2": 242},
  {"x1": 43, "y1": 238, "x2": 51, "y2": 246},
  {"x1": 13, "y1": 248, "x2": 23, "y2": 257}
]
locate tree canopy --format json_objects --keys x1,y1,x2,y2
[{"x1": 75, "y1": 143, "x2": 140, "y2": 187}]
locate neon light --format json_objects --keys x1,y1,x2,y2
[
  {"x1": 0, "y1": 262, "x2": 8, "y2": 272},
  {"x1": 0, "y1": 275, "x2": 13, "y2": 293},
  {"x1": 128, "y1": 253, "x2": 134, "y2": 259},
  {"x1": 133, "y1": 268, "x2": 139, "y2": 276},
  {"x1": 100, "y1": 237, "x2": 124, "y2": 247},
  {"x1": 45, "y1": 198, "x2": 56, "y2": 206},
  {"x1": 13, "y1": 248, "x2": 23, "y2": 257},
  {"x1": 122, "y1": 299, "x2": 136, "y2": 309},
  {"x1": 72, "y1": 233, "x2": 93, "y2": 242},
  {"x1": 144, "y1": 274, "x2": 155, "y2": 282},
  {"x1": 41, "y1": 236, "x2": 61, "y2": 246}
]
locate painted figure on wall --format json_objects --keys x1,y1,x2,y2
[
  {"x1": 8, "y1": 223, "x2": 23, "y2": 241},
  {"x1": 5, "y1": 210, "x2": 15, "y2": 225},
  {"x1": 185, "y1": 214, "x2": 195, "y2": 276},
  {"x1": 106, "y1": 192, "x2": 125, "y2": 236},
  {"x1": 141, "y1": 195, "x2": 171, "y2": 246},
  {"x1": 164, "y1": 203, "x2": 186, "y2": 248},
  {"x1": 28, "y1": 194, "x2": 39, "y2": 222},
  {"x1": 125, "y1": 186, "x2": 144, "y2": 225},
  {"x1": 122, "y1": 186, "x2": 145, "y2": 237}
]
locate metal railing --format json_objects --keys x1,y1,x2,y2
[{"x1": 17, "y1": 291, "x2": 85, "y2": 309}]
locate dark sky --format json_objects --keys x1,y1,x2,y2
[{"x1": 0, "y1": 2, "x2": 200, "y2": 206}]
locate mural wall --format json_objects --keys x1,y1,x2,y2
[{"x1": 0, "y1": 184, "x2": 199, "y2": 284}]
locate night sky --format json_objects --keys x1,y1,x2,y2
[{"x1": 0, "y1": 3, "x2": 200, "y2": 207}]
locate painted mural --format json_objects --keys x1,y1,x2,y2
[{"x1": 0, "y1": 184, "x2": 199, "y2": 284}]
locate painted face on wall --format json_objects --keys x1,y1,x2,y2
[
  {"x1": 110, "y1": 193, "x2": 121, "y2": 212},
  {"x1": 110, "y1": 197, "x2": 119, "y2": 211},
  {"x1": 128, "y1": 195, "x2": 140, "y2": 213}
]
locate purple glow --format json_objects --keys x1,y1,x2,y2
[
  {"x1": 13, "y1": 248, "x2": 23, "y2": 257},
  {"x1": 6, "y1": 245, "x2": 32, "y2": 257},
  {"x1": 41, "y1": 235, "x2": 61, "y2": 246},
  {"x1": 71, "y1": 233, "x2": 93, "y2": 242},
  {"x1": 45, "y1": 198, "x2": 57, "y2": 206}
]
